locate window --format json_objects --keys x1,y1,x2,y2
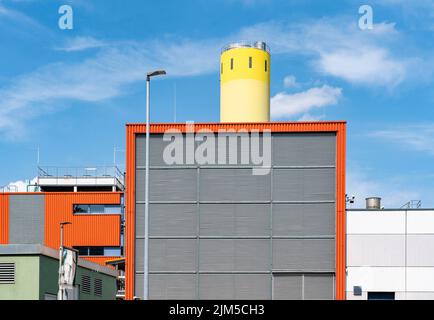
[
  {"x1": 230, "y1": 58, "x2": 234, "y2": 70},
  {"x1": 368, "y1": 292, "x2": 395, "y2": 300},
  {"x1": 265, "y1": 60, "x2": 268, "y2": 72},
  {"x1": 0, "y1": 263, "x2": 15, "y2": 284},
  {"x1": 94, "y1": 278, "x2": 103, "y2": 296},
  {"x1": 81, "y1": 275, "x2": 91, "y2": 294},
  {"x1": 73, "y1": 204, "x2": 122, "y2": 215},
  {"x1": 249, "y1": 56, "x2": 252, "y2": 68},
  {"x1": 74, "y1": 246, "x2": 122, "y2": 256}
]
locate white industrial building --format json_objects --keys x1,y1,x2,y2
[{"x1": 346, "y1": 198, "x2": 434, "y2": 300}]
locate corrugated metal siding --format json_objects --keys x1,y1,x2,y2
[
  {"x1": 82, "y1": 256, "x2": 120, "y2": 269},
  {"x1": 150, "y1": 274, "x2": 197, "y2": 299},
  {"x1": 199, "y1": 274, "x2": 271, "y2": 299},
  {"x1": 125, "y1": 122, "x2": 346, "y2": 300},
  {"x1": 200, "y1": 204, "x2": 270, "y2": 237},
  {"x1": 44, "y1": 193, "x2": 122, "y2": 249},
  {"x1": 0, "y1": 195, "x2": 8, "y2": 244},
  {"x1": 273, "y1": 274, "x2": 303, "y2": 300},
  {"x1": 9, "y1": 194, "x2": 44, "y2": 244}
]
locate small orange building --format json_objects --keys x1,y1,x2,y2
[{"x1": 0, "y1": 167, "x2": 124, "y2": 267}]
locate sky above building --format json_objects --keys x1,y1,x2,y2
[{"x1": 0, "y1": 0, "x2": 433, "y2": 208}]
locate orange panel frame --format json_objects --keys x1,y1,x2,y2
[
  {"x1": 125, "y1": 122, "x2": 346, "y2": 300},
  {"x1": 0, "y1": 194, "x2": 8, "y2": 244},
  {"x1": 44, "y1": 192, "x2": 122, "y2": 250}
]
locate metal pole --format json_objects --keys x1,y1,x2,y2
[
  {"x1": 144, "y1": 76, "x2": 151, "y2": 300},
  {"x1": 59, "y1": 224, "x2": 64, "y2": 300}
]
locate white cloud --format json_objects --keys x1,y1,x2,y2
[
  {"x1": 0, "y1": 15, "x2": 428, "y2": 138},
  {"x1": 283, "y1": 75, "x2": 298, "y2": 88},
  {"x1": 56, "y1": 36, "x2": 107, "y2": 52},
  {"x1": 270, "y1": 85, "x2": 342, "y2": 120},
  {"x1": 3, "y1": 177, "x2": 37, "y2": 192},
  {"x1": 368, "y1": 124, "x2": 434, "y2": 156},
  {"x1": 317, "y1": 47, "x2": 405, "y2": 87}
]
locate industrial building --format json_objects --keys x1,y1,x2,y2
[
  {"x1": 347, "y1": 198, "x2": 434, "y2": 300},
  {"x1": 0, "y1": 166, "x2": 125, "y2": 299},
  {"x1": 125, "y1": 121, "x2": 346, "y2": 299},
  {"x1": 0, "y1": 244, "x2": 117, "y2": 300}
]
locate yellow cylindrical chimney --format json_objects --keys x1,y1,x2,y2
[{"x1": 220, "y1": 41, "x2": 270, "y2": 122}]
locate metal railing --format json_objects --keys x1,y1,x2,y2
[
  {"x1": 37, "y1": 166, "x2": 125, "y2": 186},
  {"x1": 400, "y1": 200, "x2": 422, "y2": 209},
  {"x1": 0, "y1": 185, "x2": 18, "y2": 192},
  {"x1": 221, "y1": 40, "x2": 270, "y2": 53}
]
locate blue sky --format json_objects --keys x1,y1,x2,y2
[{"x1": 0, "y1": 0, "x2": 433, "y2": 207}]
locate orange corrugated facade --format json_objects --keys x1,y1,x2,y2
[
  {"x1": 125, "y1": 122, "x2": 346, "y2": 300},
  {"x1": 1, "y1": 192, "x2": 122, "y2": 266},
  {"x1": 0, "y1": 194, "x2": 8, "y2": 244},
  {"x1": 82, "y1": 256, "x2": 120, "y2": 268},
  {"x1": 44, "y1": 192, "x2": 122, "y2": 249}
]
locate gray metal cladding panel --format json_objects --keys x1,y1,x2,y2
[
  {"x1": 272, "y1": 203, "x2": 335, "y2": 237},
  {"x1": 199, "y1": 168, "x2": 271, "y2": 201},
  {"x1": 273, "y1": 168, "x2": 335, "y2": 201},
  {"x1": 136, "y1": 168, "x2": 197, "y2": 202},
  {"x1": 9, "y1": 195, "x2": 44, "y2": 244},
  {"x1": 150, "y1": 274, "x2": 197, "y2": 299},
  {"x1": 136, "y1": 134, "x2": 176, "y2": 167},
  {"x1": 199, "y1": 239, "x2": 269, "y2": 272},
  {"x1": 200, "y1": 204, "x2": 270, "y2": 237},
  {"x1": 199, "y1": 274, "x2": 271, "y2": 299},
  {"x1": 150, "y1": 239, "x2": 197, "y2": 272},
  {"x1": 272, "y1": 133, "x2": 336, "y2": 166},
  {"x1": 272, "y1": 239, "x2": 335, "y2": 271},
  {"x1": 135, "y1": 273, "x2": 144, "y2": 298},
  {"x1": 135, "y1": 239, "x2": 145, "y2": 273},
  {"x1": 304, "y1": 274, "x2": 334, "y2": 300},
  {"x1": 272, "y1": 274, "x2": 302, "y2": 300},
  {"x1": 149, "y1": 204, "x2": 197, "y2": 237}
]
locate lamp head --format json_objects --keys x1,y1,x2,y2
[{"x1": 147, "y1": 70, "x2": 166, "y2": 79}]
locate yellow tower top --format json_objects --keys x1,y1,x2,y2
[{"x1": 220, "y1": 41, "x2": 270, "y2": 123}]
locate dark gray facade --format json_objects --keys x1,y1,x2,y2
[
  {"x1": 134, "y1": 132, "x2": 336, "y2": 299},
  {"x1": 9, "y1": 195, "x2": 45, "y2": 244}
]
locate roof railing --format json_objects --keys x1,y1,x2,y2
[
  {"x1": 37, "y1": 166, "x2": 125, "y2": 185},
  {"x1": 221, "y1": 41, "x2": 270, "y2": 53}
]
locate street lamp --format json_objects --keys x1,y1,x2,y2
[
  {"x1": 144, "y1": 69, "x2": 166, "y2": 300},
  {"x1": 58, "y1": 221, "x2": 72, "y2": 300}
]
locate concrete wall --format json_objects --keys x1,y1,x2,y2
[
  {"x1": 0, "y1": 256, "x2": 40, "y2": 300},
  {"x1": 347, "y1": 209, "x2": 434, "y2": 300},
  {"x1": 135, "y1": 132, "x2": 337, "y2": 299}
]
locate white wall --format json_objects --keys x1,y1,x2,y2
[{"x1": 346, "y1": 209, "x2": 434, "y2": 300}]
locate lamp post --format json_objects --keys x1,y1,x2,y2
[
  {"x1": 58, "y1": 221, "x2": 72, "y2": 300},
  {"x1": 144, "y1": 70, "x2": 166, "y2": 300}
]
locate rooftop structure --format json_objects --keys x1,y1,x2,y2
[{"x1": 37, "y1": 166, "x2": 125, "y2": 192}]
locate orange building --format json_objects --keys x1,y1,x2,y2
[
  {"x1": 0, "y1": 167, "x2": 124, "y2": 267},
  {"x1": 125, "y1": 121, "x2": 346, "y2": 300}
]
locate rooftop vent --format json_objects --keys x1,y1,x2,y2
[{"x1": 366, "y1": 197, "x2": 381, "y2": 210}]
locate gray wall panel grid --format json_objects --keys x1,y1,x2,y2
[
  {"x1": 200, "y1": 204, "x2": 270, "y2": 237},
  {"x1": 199, "y1": 274, "x2": 271, "y2": 299},
  {"x1": 136, "y1": 168, "x2": 197, "y2": 202},
  {"x1": 199, "y1": 239, "x2": 269, "y2": 272},
  {"x1": 136, "y1": 203, "x2": 197, "y2": 238},
  {"x1": 272, "y1": 239, "x2": 335, "y2": 271},
  {"x1": 273, "y1": 168, "x2": 335, "y2": 202},
  {"x1": 272, "y1": 203, "x2": 335, "y2": 237},
  {"x1": 149, "y1": 274, "x2": 197, "y2": 299},
  {"x1": 134, "y1": 132, "x2": 337, "y2": 299},
  {"x1": 199, "y1": 168, "x2": 271, "y2": 202},
  {"x1": 272, "y1": 133, "x2": 336, "y2": 167},
  {"x1": 9, "y1": 195, "x2": 45, "y2": 244},
  {"x1": 272, "y1": 274, "x2": 303, "y2": 300}
]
